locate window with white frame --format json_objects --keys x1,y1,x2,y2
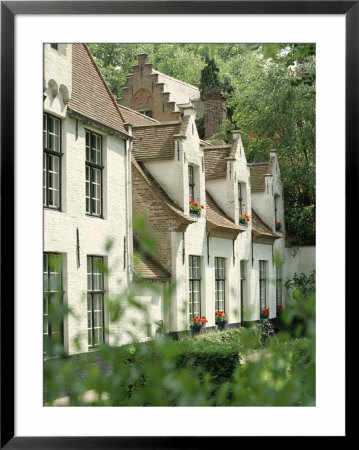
[
  {"x1": 87, "y1": 256, "x2": 105, "y2": 347},
  {"x1": 85, "y1": 130, "x2": 103, "y2": 216},
  {"x1": 276, "y1": 265, "x2": 283, "y2": 307},
  {"x1": 215, "y1": 257, "x2": 225, "y2": 312},
  {"x1": 259, "y1": 260, "x2": 267, "y2": 312},
  {"x1": 43, "y1": 113, "x2": 61, "y2": 209},
  {"x1": 43, "y1": 253, "x2": 64, "y2": 351},
  {"x1": 189, "y1": 255, "x2": 201, "y2": 320}
]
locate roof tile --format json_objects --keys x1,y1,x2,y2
[
  {"x1": 118, "y1": 104, "x2": 158, "y2": 126},
  {"x1": 252, "y1": 209, "x2": 279, "y2": 239},
  {"x1": 132, "y1": 157, "x2": 194, "y2": 225},
  {"x1": 68, "y1": 44, "x2": 128, "y2": 135},
  {"x1": 203, "y1": 146, "x2": 231, "y2": 180},
  {"x1": 133, "y1": 239, "x2": 171, "y2": 281},
  {"x1": 132, "y1": 122, "x2": 182, "y2": 161},
  {"x1": 248, "y1": 158, "x2": 275, "y2": 193}
]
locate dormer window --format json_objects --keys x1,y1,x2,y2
[{"x1": 189, "y1": 165, "x2": 195, "y2": 202}]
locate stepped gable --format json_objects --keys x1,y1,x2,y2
[
  {"x1": 203, "y1": 145, "x2": 231, "y2": 180},
  {"x1": 118, "y1": 54, "x2": 182, "y2": 122},
  {"x1": 252, "y1": 209, "x2": 279, "y2": 244},
  {"x1": 133, "y1": 238, "x2": 171, "y2": 281},
  {"x1": 118, "y1": 104, "x2": 158, "y2": 126},
  {"x1": 151, "y1": 69, "x2": 200, "y2": 108},
  {"x1": 131, "y1": 121, "x2": 182, "y2": 161},
  {"x1": 248, "y1": 156, "x2": 276, "y2": 193},
  {"x1": 68, "y1": 44, "x2": 129, "y2": 136},
  {"x1": 206, "y1": 191, "x2": 243, "y2": 238}
]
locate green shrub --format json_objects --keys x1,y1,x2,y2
[{"x1": 174, "y1": 339, "x2": 241, "y2": 385}]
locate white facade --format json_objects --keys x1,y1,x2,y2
[
  {"x1": 43, "y1": 44, "x2": 132, "y2": 354},
  {"x1": 43, "y1": 46, "x2": 314, "y2": 355}
]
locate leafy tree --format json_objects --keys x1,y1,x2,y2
[{"x1": 87, "y1": 43, "x2": 315, "y2": 243}]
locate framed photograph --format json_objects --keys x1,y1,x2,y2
[{"x1": 1, "y1": 1, "x2": 353, "y2": 447}]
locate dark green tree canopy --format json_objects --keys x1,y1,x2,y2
[{"x1": 88, "y1": 43, "x2": 315, "y2": 244}]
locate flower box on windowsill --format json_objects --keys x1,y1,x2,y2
[
  {"x1": 239, "y1": 214, "x2": 250, "y2": 227},
  {"x1": 189, "y1": 201, "x2": 204, "y2": 218}
]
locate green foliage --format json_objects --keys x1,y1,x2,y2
[
  {"x1": 285, "y1": 270, "x2": 316, "y2": 297},
  {"x1": 88, "y1": 43, "x2": 315, "y2": 243},
  {"x1": 199, "y1": 55, "x2": 221, "y2": 95}
]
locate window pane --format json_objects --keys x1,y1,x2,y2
[
  {"x1": 48, "y1": 155, "x2": 60, "y2": 208},
  {"x1": 189, "y1": 256, "x2": 201, "y2": 320},
  {"x1": 87, "y1": 257, "x2": 104, "y2": 347},
  {"x1": 43, "y1": 253, "x2": 63, "y2": 349}
]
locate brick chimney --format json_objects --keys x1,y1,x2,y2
[
  {"x1": 203, "y1": 87, "x2": 227, "y2": 139},
  {"x1": 138, "y1": 54, "x2": 148, "y2": 65}
]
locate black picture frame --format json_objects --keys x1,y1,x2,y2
[{"x1": 1, "y1": 1, "x2": 353, "y2": 447}]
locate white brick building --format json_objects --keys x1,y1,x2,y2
[
  {"x1": 43, "y1": 47, "x2": 315, "y2": 354},
  {"x1": 43, "y1": 44, "x2": 132, "y2": 354}
]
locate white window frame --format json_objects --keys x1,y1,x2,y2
[{"x1": 189, "y1": 255, "x2": 201, "y2": 320}]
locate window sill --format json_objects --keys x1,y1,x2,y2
[
  {"x1": 44, "y1": 206, "x2": 62, "y2": 212},
  {"x1": 86, "y1": 213, "x2": 104, "y2": 219}
]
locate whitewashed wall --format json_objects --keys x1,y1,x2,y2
[
  {"x1": 285, "y1": 246, "x2": 316, "y2": 280},
  {"x1": 43, "y1": 45, "x2": 131, "y2": 355}
]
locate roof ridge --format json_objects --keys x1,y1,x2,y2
[
  {"x1": 132, "y1": 120, "x2": 182, "y2": 128},
  {"x1": 83, "y1": 44, "x2": 127, "y2": 127},
  {"x1": 152, "y1": 69, "x2": 200, "y2": 91}
]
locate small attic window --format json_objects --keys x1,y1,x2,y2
[
  {"x1": 50, "y1": 44, "x2": 58, "y2": 51},
  {"x1": 139, "y1": 110, "x2": 152, "y2": 118}
]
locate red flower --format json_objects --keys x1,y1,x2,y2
[
  {"x1": 194, "y1": 202, "x2": 198, "y2": 207},
  {"x1": 201, "y1": 205, "x2": 204, "y2": 209}
]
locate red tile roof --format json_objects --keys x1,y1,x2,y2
[
  {"x1": 131, "y1": 121, "x2": 183, "y2": 161},
  {"x1": 68, "y1": 44, "x2": 129, "y2": 136},
  {"x1": 118, "y1": 104, "x2": 158, "y2": 126},
  {"x1": 248, "y1": 157, "x2": 275, "y2": 193},
  {"x1": 203, "y1": 146, "x2": 231, "y2": 180}
]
